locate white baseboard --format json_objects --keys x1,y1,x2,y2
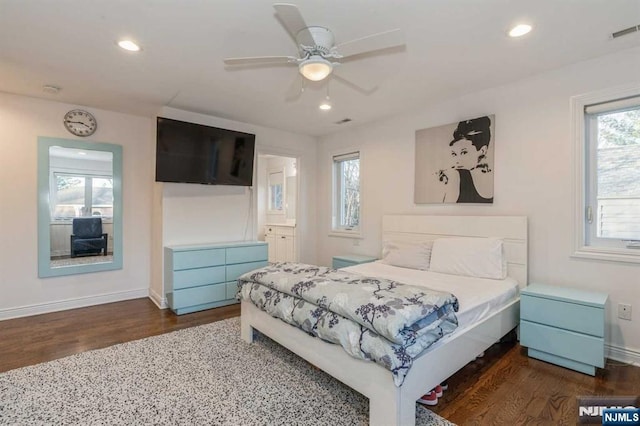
[
  {"x1": 148, "y1": 287, "x2": 168, "y2": 309},
  {"x1": 0, "y1": 288, "x2": 149, "y2": 321},
  {"x1": 606, "y1": 343, "x2": 640, "y2": 367}
]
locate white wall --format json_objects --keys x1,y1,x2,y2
[
  {"x1": 316, "y1": 46, "x2": 640, "y2": 362},
  {"x1": 0, "y1": 92, "x2": 153, "y2": 319},
  {"x1": 150, "y1": 107, "x2": 317, "y2": 304},
  {"x1": 256, "y1": 156, "x2": 268, "y2": 241}
]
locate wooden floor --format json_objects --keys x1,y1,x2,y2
[{"x1": 1, "y1": 298, "x2": 638, "y2": 425}]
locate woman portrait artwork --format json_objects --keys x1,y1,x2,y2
[{"x1": 414, "y1": 115, "x2": 495, "y2": 204}]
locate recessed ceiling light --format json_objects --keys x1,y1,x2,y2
[
  {"x1": 77, "y1": 151, "x2": 87, "y2": 156},
  {"x1": 117, "y1": 40, "x2": 141, "y2": 52},
  {"x1": 509, "y1": 24, "x2": 532, "y2": 38},
  {"x1": 319, "y1": 99, "x2": 332, "y2": 111}
]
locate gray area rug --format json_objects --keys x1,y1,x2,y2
[{"x1": 0, "y1": 317, "x2": 454, "y2": 425}]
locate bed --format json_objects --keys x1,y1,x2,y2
[{"x1": 240, "y1": 215, "x2": 528, "y2": 426}]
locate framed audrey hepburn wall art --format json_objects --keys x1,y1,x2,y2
[{"x1": 414, "y1": 115, "x2": 495, "y2": 204}]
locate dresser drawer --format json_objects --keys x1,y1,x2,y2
[
  {"x1": 226, "y1": 245, "x2": 268, "y2": 264},
  {"x1": 171, "y1": 283, "x2": 227, "y2": 307},
  {"x1": 173, "y1": 248, "x2": 225, "y2": 270},
  {"x1": 226, "y1": 281, "x2": 240, "y2": 300},
  {"x1": 226, "y1": 260, "x2": 268, "y2": 281},
  {"x1": 520, "y1": 320, "x2": 604, "y2": 368},
  {"x1": 521, "y1": 294, "x2": 604, "y2": 337},
  {"x1": 173, "y1": 265, "x2": 226, "y2": 289},
  {"x1": 165, "y1": 241, "x2": 268, "y2": 315}
]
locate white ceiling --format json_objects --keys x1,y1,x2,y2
[{"x1": 1, "y1": 1, "x2": 639, "y2": 137}]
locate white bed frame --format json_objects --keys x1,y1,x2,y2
[{"x1": 241, "y1": 215, "x2": 528, "y2": 426}]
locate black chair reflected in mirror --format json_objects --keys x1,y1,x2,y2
[{"x1": 70, "y1": 217, "x2": 108, "y2": 257}]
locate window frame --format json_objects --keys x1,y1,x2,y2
[
  {"x1": 571, "y1": 84, "x2": 640, "y2": 264},
  {"x1": 330, "y1": 149, "x2": 362, "y2": 238},
  {"x1": 51, "y1": 171, "x2": 114, "y2": 220}
]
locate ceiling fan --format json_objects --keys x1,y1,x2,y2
[{"x1": 224, "y1": 3, "x2": 405, "y2": 90}]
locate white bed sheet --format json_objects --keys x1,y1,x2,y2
[{"x1": 343, "y1": 261, "x2": 519, "y2": 330}]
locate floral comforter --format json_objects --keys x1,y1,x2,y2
[{"x1": 238, "y1": 262, "x2": 459, "y2": 386}]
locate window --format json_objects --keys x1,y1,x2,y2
[
  {"x1": 52, "y1": 173, "x2": 113, "y2": 219},
  {"x1": 332, "y1": 151, "x2": 360, "y2": 233},
  {"x1": 573, "y1": 88, "x2": 640, "y2": 262}
]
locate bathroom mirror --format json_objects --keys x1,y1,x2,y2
[
  {"x1": 38, "y1": 137, "x2": 123, "y2": 277},
  {"x1": 268, "y1": 169, "x2": 285, "y2": 213}
]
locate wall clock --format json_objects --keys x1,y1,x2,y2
[{"x1": 63, "y1": 109, "x2": 97, "y2": 137}]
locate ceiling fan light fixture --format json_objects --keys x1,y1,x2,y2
[{"x1": 299, "y1": 56, "x2": 333, "y2": 81}]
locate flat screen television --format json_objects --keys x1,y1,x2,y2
[{"x1": 155, "y1": 117, "x2": 256, "y2": 186}]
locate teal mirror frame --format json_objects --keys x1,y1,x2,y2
[{"x1": 38, "y1": 136, "x2": 123, "y2": 277}]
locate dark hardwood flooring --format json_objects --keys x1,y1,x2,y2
[
  {"x1": 0, "y1": 298, "x2": 240, "y2": 373},
  {"x1": 1, "y1": 298, "x2": 638, "y2": 425}
]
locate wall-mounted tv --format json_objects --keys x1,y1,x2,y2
[{"x1": 156, "y1": 117, "x2": 256, "y2": 186}]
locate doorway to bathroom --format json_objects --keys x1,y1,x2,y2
[{"x1": 256, "y1": 154, "x2": 298, "y2": 263}]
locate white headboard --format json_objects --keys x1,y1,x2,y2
[{"x1": 382, "y1": 215, "x2": 528, "y2": 288}]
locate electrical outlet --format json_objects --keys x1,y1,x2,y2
[
  {"x1": 618, "y1": 303, "x2": 632, "y2": 321},
  {"x1": 352, "y1": 239, "x2": 360, "y2": 246}
]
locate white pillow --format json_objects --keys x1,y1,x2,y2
[
  {"x1": 380, "y1": 241, "x2": 432, "y2": 270},
  {"x1": 429, "y1": 237, "x2": 507, "y2": 280}
]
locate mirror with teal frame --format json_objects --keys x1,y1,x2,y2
[{"x1": 38, "y1": 137, "x2": 123, "y2": 277}]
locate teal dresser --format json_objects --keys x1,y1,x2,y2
[
  {"x1": 164, "y1": 241, "x2": 268, "y2": 315},
  {"x1": 520, "y1": 283, "x2": 608, "y2": 376},
  {"x1": 332, "y1": 254, "x2": 377, "y2": 269}
]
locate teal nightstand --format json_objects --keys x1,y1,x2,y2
[
  {"x1": 520, "y1": 283, "x2": 608, "y2": 376},
  {"x1": 332, "y1": 254, "x2": 377, "y2": 269}
]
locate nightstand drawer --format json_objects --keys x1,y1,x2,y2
[
  {"x1": 332, "y1": 254, "x2": 377, "y2": 269},
  {"x1": 333, "y1": 259, "x2": 355, "y2": 269},
  {"x1": 520, "y1": 320, "x2": 604, "y2": 368},
  {"x1": 521, "y1": 294, "x2": 604, "y2": 337}
]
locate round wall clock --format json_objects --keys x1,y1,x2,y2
[{"x1": 63, "y1": 109, "x2": 97, "y2": 137}]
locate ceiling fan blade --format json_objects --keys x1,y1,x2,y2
[
  {"x1": 336, "y1": 29, "x2": 405, "y2": 59},
  {"x1": 284, "y1": 73, "x2": 305, "y2": 102},
  {"x1": 224, "y1": 56, "x2": 296, "y2": 66},
  {"x1": 332, "y1": 73, "x2": 378, "y2": 95},
  {"x1": 273, "y1": 3, "x2": 314, "y2": 46}
]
